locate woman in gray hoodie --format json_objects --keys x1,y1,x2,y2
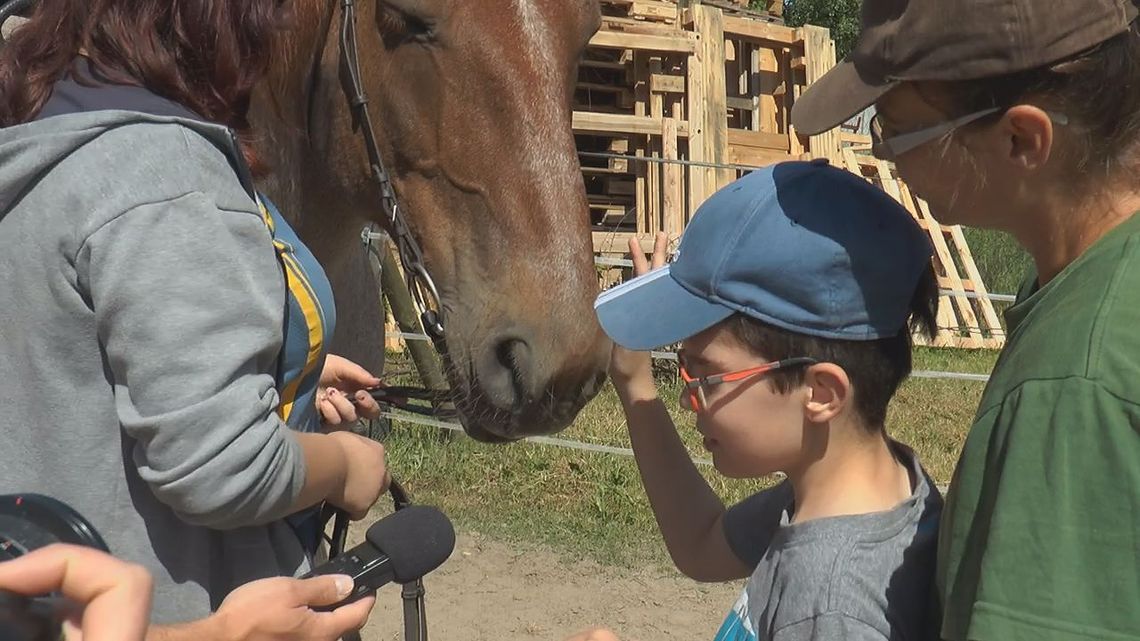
[{"x1": 0, "y1": 0, "x2": 391, "y2": 626}]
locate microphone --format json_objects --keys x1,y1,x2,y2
[{"x1": 305, "y1": 505, "x2": 455, "y2": 611}]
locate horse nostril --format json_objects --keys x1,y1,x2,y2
[{"x1": 494, "y1": 337, "x2": 534, "y2": 402}]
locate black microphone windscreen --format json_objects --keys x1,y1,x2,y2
[{"x1": 366, "y1": 505, "x2": 455, "y2": 583}]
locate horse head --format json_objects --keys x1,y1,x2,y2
[{"x1": 255, "y1": 0, "x2": 609, "y2": 442}]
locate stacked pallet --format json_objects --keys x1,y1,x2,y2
[
  {"x1": 578, "y1": 1, "x2": 1005, "y2": 349},
  {"x1": 576, "y1": 0, "x2": 838, "y2": 254},
  {"x1": 841, "y1": 151, "x2": 1006, "y2": 349}
]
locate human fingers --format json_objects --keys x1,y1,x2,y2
[
  {"x1": 318, "y1": 399, "x2": 343, "y2": 427},
  {"x1": 627, "y1": 237, "x2": 650, "y2": 276},
  {"x1": 328, "y1": 356, "x2": 382, "y2": 389},
  {"x1": 326, "y1": 388, "x2": 358, "y2": 423},
  {"x1": 352, "y1": 391, "x2": 382, "y2": 420},
  {"x1": 0, "y1": 544, "x2": 151, "y2": 641},
  {"x1": 289, "y1": 575, "x2": 355, "y2": 609},
  {"x1": 313, "y1": 594, "x2": 376, "y2": 639},
  {"x1": 651, "y1": 232, "x2": 669, "y2": 270}
]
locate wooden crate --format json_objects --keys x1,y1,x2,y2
[
  {"x1": 579, "y1": 2, "x2": 831, "y2": 241},
  {"x1": 579, "y1": 1, "x2": 1004, "y2": 348},
  {"x1": 841, "y1": 151, "x2": 1005, "y2": 349}
]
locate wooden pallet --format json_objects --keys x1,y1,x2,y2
[
  {"x1": 580, "y1": 2, "x2": 832, "y2": 241},
  {"x1": 841, "y1": 150, "x2": 1005, "y2": 349},
  {"x1": 578, "y1": 3, "x2": 1004, "y2": 349}
]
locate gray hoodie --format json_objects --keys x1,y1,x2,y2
[{"x1": 0, "y1": 110, "x2": 310, "y2": 623}]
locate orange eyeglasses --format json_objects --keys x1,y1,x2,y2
[{"x1": 677, "y1": 354, "x2": 818, "y2": 412}]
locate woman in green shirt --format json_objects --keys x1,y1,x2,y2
[{"x1": 790, "y1": 1, "x2": 1140, "y2": 639}]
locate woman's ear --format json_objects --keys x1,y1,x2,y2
[
  {"x1": 997, "y1": 104, "x2": 1055, "y2": 172},
  {"x1": 802, "y1": 363, "x2": 850, "y2": 424}
]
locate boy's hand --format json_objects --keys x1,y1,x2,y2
[{"x1": 608, "y1": 232, "x2": 670, "y2": 400}]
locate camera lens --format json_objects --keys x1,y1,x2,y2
[
  {"x1": 0, "y1": 496, "x2": 108, "y2": 641},
  {"x1": 0, "y1": 496, "x2": 109, "y2": 556},
  {"x1": 0, "y1": 535, "x2": 22, "y2": 563}
]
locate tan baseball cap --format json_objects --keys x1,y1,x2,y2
[{"x1": 792, "y1": 0, "x2": 1139, "y2": 135}]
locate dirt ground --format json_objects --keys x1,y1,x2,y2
[{"x1": 357, "y1": 529, "x2": 743, "y2": 641}]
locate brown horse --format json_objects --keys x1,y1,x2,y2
[{"x1": 252, "y1": 0, "x2": 610, "y2": 442}]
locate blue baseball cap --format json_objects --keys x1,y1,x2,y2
[{"x1": 594, "y1": 160, "x2": 934, "y2": 351}]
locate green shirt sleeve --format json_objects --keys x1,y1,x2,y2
[{"x1": 937, "y1": 376, "x2": 1140, "y2": 641}]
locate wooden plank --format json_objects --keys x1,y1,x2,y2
[
  {"x1": 606, "y1": 179, "x2": 636, "y2": 196},
  {"x1": 722, "y1": 16, "x2": 799, "y2": 45},
  {"x1": 590, "y1": 29, "x2": 698, "y2": 53},
  {"x1": 727, "y1": 96, "x2": 756, "y2": 111},
  {"x1": 748, "y1": 43, "x2": 761, "y2": 131},
  {"x1": 835, "y1": 151, "x2": 1003, "y2": 348},
  {"x1": 728, "y1": 128, "x2": 790, "y2": 152},
  {"x1": 581, "y1": 59, "x2": 629, "y2": 71},
  {"x1": 576, "y1": 81, "x2": 634, "y2": 95},
  {"x1": 662, "y1": 118, "x2": 684, "y2": 237},
  {"x1": 647, "y1": 57, "x2": 664, "y2": 235},
  {"x1": 694, "y1": 4, "x2": 732, "y2": 191},
  {"x1": 840, "y1": 131, "x2": 873, "y2": 147},
  {"x1": 888, "y1": 166, "x2": 986, "y2": 346},
  {"x1": 947, "y1": 225, "x2": 1005, "y2": 335},
  {"x1": 572, "y1": 111, "x2": 691, "y2": 137},
  {"x1": 629, "y1": 1, "x2": 679, "y2": 22},
  {"x1": 802, "y1": 26, "x2": 840, "y2": 163},
  {"x1": 728, "y1": 146, "x2": 793, "y2": 168},
  {"x1": 650, "y1": 73, "x2": 686, "y2": 94},
  {"x1": 594, "y1": 231, "x2": 659, "y2": 254},
  {"x1": 782, "y1": 44, "x2": 805, "y2": 156},
  {"x1": 757, "y1": 47, "x2": 779, "y2": 133},
  {"x1": 686, "y1": 38, "x2": 707, "y2": 219}
]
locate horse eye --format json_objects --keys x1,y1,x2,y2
[{"x1": 379, "y1": 5, "x2": 435, "y2": 43}]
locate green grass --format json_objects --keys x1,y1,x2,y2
[
  {"x1": 378, "y1": 346, "x2": 998, "y2": 569},
  {"x1": 962, "y1": 227, "x2": 1032, "y2": 297}
]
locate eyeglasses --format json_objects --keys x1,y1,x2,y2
[
  {"x1": 871, "y1": 107, "x2": 1070, "y2": 161},
  {"x1": 677, "y1": 354, "x2": 818, "y2": 412}
]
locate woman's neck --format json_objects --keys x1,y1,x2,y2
[{"x1": 1014, "y1": 187, "x2": 1140, "y2": 284}]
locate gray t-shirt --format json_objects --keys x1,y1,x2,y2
[{"x1": 716, "y1": 443, "x2": 942, "y2": 641}]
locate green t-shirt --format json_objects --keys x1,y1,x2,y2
[{"x1": 938, "y1": 213, "x2": 1140, "y2": 641}]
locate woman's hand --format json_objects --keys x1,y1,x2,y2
[
  {"x1": 325, "y1": 431, "x2": 390, "y2": 520},
  {"x1": 316, "y1": 355, "x2": 382, "y2": 427},
  {"x1": 608, "y1": 232, "x2": 670, "y2": 401}
]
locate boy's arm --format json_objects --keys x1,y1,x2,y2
[
  {"x1": 608, "y1": 233, "x2": 750, "y2": 583},
  {"x1": 617, "y1": 376, "x2": 751, "y2": 582}
]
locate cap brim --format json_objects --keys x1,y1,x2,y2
[
  {"x1": 594, "y1": 266, "x2": 734, "y2": 351},
  {"x1": 791, "y1": 59, "x2": 898, "y2": 136}
]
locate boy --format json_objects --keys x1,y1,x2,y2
[{"x1": 592, "y1": 160, "x2": 943, "y2": 641}]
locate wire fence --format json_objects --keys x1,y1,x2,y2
[
  {"x1": 593, "y1": 255, "x2": 1017, "y2": 304},
  {"x1": 381, "y1": 409, "x2": 957, "y2": 494},
  {"x1": 389, "y1": 249, "x2": 1010, "y2": 382},
  {"x1": 389, "y1": 331, "x2": 993, "y2": 383}
]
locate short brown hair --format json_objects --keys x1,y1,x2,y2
[
  {"x1": 0, "y1": 0, "x2": 290, "y2": 160},
  {"x1": 722, "y1": 264, "x2": 939, "y2": 431},
  {"x1": 928, "y1": 21, "x2": 1140, "y2": 187}
]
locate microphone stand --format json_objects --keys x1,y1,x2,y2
[
  {"x1": 389, "y1": 479, "x2": 428, "y2": 641},
  {"x1": 328, "y1": 477, "x2": 428, "y2": 641}
]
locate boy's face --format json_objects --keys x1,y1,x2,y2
[{"x1": 680, "y1": 325, "x2": 810, "y2": 479}]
